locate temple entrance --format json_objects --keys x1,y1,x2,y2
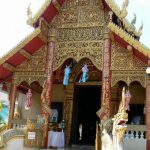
[{"x1": 71, "y1": 85, "x2": 101, "y2": 145}]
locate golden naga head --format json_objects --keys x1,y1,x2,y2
[{"x1": 112, "y1": 87, "x2": 129, "y2": 143}]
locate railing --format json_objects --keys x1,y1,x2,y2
[
  {"x1": 124, "y1": 125, "x2": 146, "y2": 139},
  {"x1": 123, "y1": 125, "x2": 146, "y2": 150},
  {"x1": 12, "y1": 119, "x2": 36, "y2": 129},
  {"x1": 0, "y1": 124, "x2": 7, "y2": 149}
]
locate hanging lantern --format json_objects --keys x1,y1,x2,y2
[
  {"x1": 25, "y1": 89, "x2": 32, "y2": 110},
  {"x1": 63, "y1": 65, "x2": 71, "y2": 86},
  {"x1": 79, "y1": 64, "x2": 88, "y2": 83},
  {"x1": 125, "y1": 90, "x2": 131, "y2": 111}
]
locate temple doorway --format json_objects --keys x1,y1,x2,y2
[{"x1": 71, "y1": 85, "x2": 101, "y2": 145}]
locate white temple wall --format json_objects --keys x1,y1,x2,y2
[{"x1": 18, "y1": 91, "x2": 41, "y2": 120}]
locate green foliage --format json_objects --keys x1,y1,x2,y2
[{"x1": 0, "y1": 115, "x2": 4, "y2": 124}]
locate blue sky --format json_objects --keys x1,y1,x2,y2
[{"x1": 0, "y1": 0, "x2": 149, "y2": 57}]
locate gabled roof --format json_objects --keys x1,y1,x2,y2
[
  {"x1": 0, "y1": 0, "x2": 149, "y2": 82},
  {"x1": 26, "y1": 0, "x2": 150, "y2": 64},
  {"x1": 28, "y1": 0, "x2": 139, "y2": 36},
  {"x1": 27, "y1": 0, "x2": 65, "y2": 27},
  {"x1": 0, "y1": 28, "x2": 45, "y2": 81},
  {"x1": 108, "y1": 22, "x2": 150, "y2": 64}
]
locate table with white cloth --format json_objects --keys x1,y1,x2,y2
[{"x1": 48, "y1": 131, "x2": 64, "y2": 148}]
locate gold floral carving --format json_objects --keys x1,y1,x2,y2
[
  {"x1": 51, "y1": 1, "x2": 105, "y2": 71},
  {"x1": 54, "y1": 43, "x2": 103, "y2": 71},
  {"x1": 111, "y1": 42, "x2": 147, "y2": 70},
  {"x1": 57, "y1": 6, "x2": 104, "y2": 28},
  {"x1": 63, "y1": 0, "x2": 100, "y2": 8},
  {"x1": 27, "y1": 0, "x2": 104, "y2": 26},
  {"x1": 53, "y1": 27, "x2": 103, "y2": 71},
  {"x1": 14, "y1": 46, "x2": 46, "y2": 86},
  {"x1": 111, "y1": 42, "x2": 146, "y2": 87},
  {"x1": 57, "y1": 27, "x2": 103, "y2": 42},
  {"x1": 17, "y1": 46, "x2": 46, "y2": 72},
  {"x1": 111, "y1": 71, "x2": 146, "y2": 88},
  {"x1": 14, "y1": 72, "x2": 45, "y2": 87}
]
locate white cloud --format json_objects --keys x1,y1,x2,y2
[
  {"x1": 136, "y1": 0, "x2": 150, "y2": 5},
  {"x1": 0, "y1": 0, "x2": 44, "y2": 57}
]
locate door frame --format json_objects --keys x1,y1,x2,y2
[{"x1": 70, "y1": 82, "x2": 101, "y2": 145}]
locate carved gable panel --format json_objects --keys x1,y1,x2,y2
[
  {"x1": 53, "y1": 40, "x2": 103, "y2": 71},
  {"x1": 111, "y1": 42, "x2": 146, "y2": 70},
  {"x1": 56, "y1": 0, "x2": 104, "y2": 28},
  {"x1": 52, "y1": 0, "x2": 105, "y2": 71},
  {"x1": 16, "y1": 46, "x2": 46, "y2": 72},
  {"x1": 64, "y1": 0, "x2": 100, "y2": 8}
]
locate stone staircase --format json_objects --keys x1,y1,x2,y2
[
  {"x1": 71, "y1": 145, "x2": 94, "y2": 150},
  {"x1": 40, "y1": 145, "x2": 95, "y2": 150}
]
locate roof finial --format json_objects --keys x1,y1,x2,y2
[
  {"x1": 137, "y1": 22, "x2": 143, "y2": 37},
  {"x1": 120, "y1": 0, "x2": 129, "y2": 20},
  {"x1": 27, "y1": 3, "x2": 33, "y2": 25},
  {"x1": 131, "y1": 13, "x2": 136, "y2": 25},
  {"x1": 27, "y1": 3, "x2": 32, "y2": 18}
]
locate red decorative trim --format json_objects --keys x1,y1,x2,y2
[
  {"x1": 42, "y1": 41, "x2": 55, "y2": 148},
  {"x1": 7, "y1": 83, "x2": 17, "y2": 129},
  {"x1": 101, "y1": 30, "x2": 111, "y2": 119}
]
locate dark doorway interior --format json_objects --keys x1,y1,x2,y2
[
  {"x1": 127, "y1": 104, "x2": 145, "y2": 125},
  {"x1": 71, "y1": 85, "x2": 101, "y2": 145}
]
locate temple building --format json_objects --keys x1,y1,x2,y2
[{"x1": 0, "y1": 0, "x2": 149, "y2": 150}]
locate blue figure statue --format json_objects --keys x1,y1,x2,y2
[
  {"x1": 63, "y1": 65, "x2": 71, "y2": 86},
  {"x1": 79, "y1": 64, "x2": 88, "y2": 83}
]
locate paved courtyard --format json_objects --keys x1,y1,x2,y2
[{"x1": 41, "y1": 145, "x2": 94, "y2": 150}]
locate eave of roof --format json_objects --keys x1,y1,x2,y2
[
  {"x1": 27, "y1": 0, "x2": 64, "y2": 26},
  {"x1": 108, "y1": 22, "x2": 150, "y2": 63},
  {"x1": 0, "y1": 27, "x2": 45, "y2": 81},
  {"x1": 27, "y1": 0, "x2": 52, "y2": 26},
  {"x1": 0, "y1": 28, "x2": 41, "y2": 65},
  {"x1": 105, "y1": 0, "x2": 139, "y2": 36}
]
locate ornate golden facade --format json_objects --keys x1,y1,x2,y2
[{"x1": 3, "y1": 0, "x2": 149, "y2": 147}]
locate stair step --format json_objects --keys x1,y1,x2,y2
[{"x1": 72, "y1": 145, "x2": 94, "y2": 150}]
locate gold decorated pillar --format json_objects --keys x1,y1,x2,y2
[
  {"x1": 101, "y1": 29, "x2": 112, "y2": 119},
  {"x1": 64, "y1": 83, "x2": 74, "y2": 146},
  {"x1": 7, "y1": 80, "x2": 17, "y2": 129},
  {"x1": 146, "y1": 73, "x2": 150, "y2": 150},
  {"x1": 42, "y1": 27, "x2": 56, "y2": 147}
]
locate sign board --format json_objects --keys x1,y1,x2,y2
[{"x1": 28, "y1": 132, "x2": 36, "y2": 140}]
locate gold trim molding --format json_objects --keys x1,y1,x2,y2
[
  {"x1": 108, "y1": 22, "x2": 150, "y2": 59},
  {"x1": 2, "y1": 63, "x2": 16, "y2": 72},
  {"x1": 19, "y1": 49, "x2": 32, "y2": 58},
  {"x1": 52, "y1": 0, "x2": 61, "y2": 12},
  {"x1": 14, "y1": 72, "x2": 45, "y2": 87},
  {"x1": 111, "y1": 70, "x2": 146, "y2": 88}
]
